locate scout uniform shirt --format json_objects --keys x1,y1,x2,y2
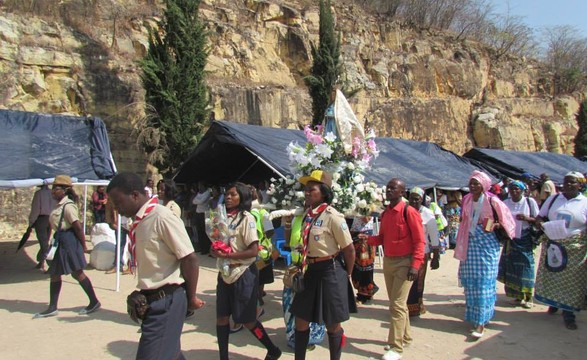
[
  {"x1": 221, "y1": 211, "x2": 259, "y2": 284},
  {"x1": 133, "y1": 202, "x2": 194, "y2": 290},
  {"x1": 306, "y1": 206, "x2": 353, "y2": 258},
  {"x1": 50, "y1": 197, "x2": 79, "y2": 231}
]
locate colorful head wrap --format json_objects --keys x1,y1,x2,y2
[
  {"x1": 509, "y1": 180, "x2": 527, "y2": 191},
  {"x1": 410, "y1": 187, "x2": 425, "y2": 197},
  {"x1": 469, "y1": 170, "x2": 492, "y2": 192}
]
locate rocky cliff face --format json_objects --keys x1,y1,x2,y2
[{"x1": 0, "y1": 0, "x2": 583, "y2": 237}]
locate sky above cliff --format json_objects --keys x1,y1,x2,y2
[{"x1": 494, "y1": 0, "x2": 587, "y2": 36}]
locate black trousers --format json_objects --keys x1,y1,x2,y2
[{"x1": 34, "y1": 215, "x2": 51, "y2": 262}]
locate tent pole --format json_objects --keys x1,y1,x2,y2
[
  {"x1": 243, "y1": 147, "x2": 287, "y2": 180},
  {"x1": 83, "y1": 185, "x2": 88, "y2": 236},
  {"x1": 115, "y1": 214, "x2": 121, "y2": 292}
]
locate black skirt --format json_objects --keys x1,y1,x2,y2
[
  {"x1": 258, "y1": 261, "x2": 275, "y2": 285},
  {"x1": 216, "y1": 264, "x2": 259, "y2": 324},
  {"x1": 290, "y1": 257, "x2": 351, "y2": 326},
  {"x1": 48, "y1": 230, "x2": 87, "y2": 276}
]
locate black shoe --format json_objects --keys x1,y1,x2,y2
[
  {"x1": 547, "y1": 306, "x2": 559, "y2": 314},
  {"x1": 565, "y1": 320, "x2": 578, "y2": 330},
  {"x1": 265, "y1": 347, "x2": 282, "y2": 360},
  {"x1": 79, "y1": 302, "x2": 101, "y2": 315}
]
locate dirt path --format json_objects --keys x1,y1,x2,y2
[{"x1": 0, "y1": 238, "x2": 584, "y2": 359}]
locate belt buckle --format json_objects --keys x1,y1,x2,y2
[{"x1": 156, "y1": 289, "x2": 166, "y2": 301}]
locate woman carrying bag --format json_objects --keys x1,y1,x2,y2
[
  {"x1": 34, "y1": 175, "x2": 100, "y2": 318},
  {"x1": 454, "y1": 170, "x2": 515, "y2": 338}
]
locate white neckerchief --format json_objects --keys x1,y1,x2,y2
[{"x1": 470, "y1": 193, "x2": 485, "y2": 235}]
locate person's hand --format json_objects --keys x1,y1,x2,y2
[
  {"x1": 407, "y1": 267, "x2": 419, "y2": 281},
  {"x1": 516, "y1": 214, "x2": 527, "y2": 221},
  {"x1": 210, "y1": 248, "x2": 223, "y2": 258},
  {"x1": 188, "y1": 296, "x2": 205, "y2": 311}
]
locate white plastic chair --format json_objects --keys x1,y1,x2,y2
[{"x1": 373, "y1": 216, "x2": 384, "y2": 268}]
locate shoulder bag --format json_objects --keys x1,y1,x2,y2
[
  {"x1": 489, "y1": 197, "x2": 511, "y2": 244},
  {"x1": 46, "y1": 204, "x2": 69, "y2": 260}
]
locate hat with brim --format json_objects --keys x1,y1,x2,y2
[
  {"x1": 299, "y1": 170, "x2": 333, "y2": 187},
  {"x1": 53, "y1": 175, "x2": 73, "y2": 187},
  {"x1": 565, "y1": 171, "x2": 585, "y2": 180}
]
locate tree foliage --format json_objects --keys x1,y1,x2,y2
[
  {"x1": 305, "y1": 0, "x2": 341, "y2": 128},
  {"x1": 139, "y1": 0, "x2": 209, "y2": 175},
  {"x1": 574, "y1": 99, "x2": 587, "y2": 159},
  {"x1": 542, "y1": 26, "x2": 587, "y2": 96}
]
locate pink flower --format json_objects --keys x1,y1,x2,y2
[
  {"x1": 367, "y1": 139, "x2": 377, "y2": 152},
  {"x1": 352, "y1": 137, "x2": 362, "y2": 157},
  {"x1": 304, "y1": 124, "x2": 323, "y2": 145}
]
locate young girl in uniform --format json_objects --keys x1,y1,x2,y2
[{"x1": 211, "y1": 182, "x2": 282, "y2": 360}]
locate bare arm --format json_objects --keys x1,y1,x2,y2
[
  {"x1": 211, "y1": 241, "x2": 259, "y2": 260},
  {"x1": 341, "y1": 243, "x2": 355, "y2": 276},
  {"x1": 180, "y1": 252, "x2": 204, "y2": 310}
]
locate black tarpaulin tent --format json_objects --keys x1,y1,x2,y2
[
  {"x1": 174, "y1": 121, "x2": 486, "y2": 189},
  {"x1": 463, "y1": 148, "x2": 587, "y2": 183},
  {"x1": 0, "y1": 109, "x2": 117, "y2": 188}
]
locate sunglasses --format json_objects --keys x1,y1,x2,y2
[{"x1": 52, "y1": 185, "x2": 66, "y2": 191}]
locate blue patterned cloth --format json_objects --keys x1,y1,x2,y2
[
  {"x1": 283, "y1": 287, "x2": 325, "y2": 348},
  {"x1": 497, "y1": 229, "x2": 535, "y2": 301},
  {"x1": 458, "y1": 225, "x2": 501, "y2": 326}
]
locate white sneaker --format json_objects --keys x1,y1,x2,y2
[
  {"x1": 382, "y1": 349, "x2": 402, "y2": 360},
  {"x1": 522, "y1": 301, "x2": 533, "y2": 309}
]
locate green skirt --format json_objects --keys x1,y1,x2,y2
[{"x1": 534, "y1": 232, "x2": 587, "y2": 312}]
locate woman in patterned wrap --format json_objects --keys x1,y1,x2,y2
[
  {"x1": 454, "y1": 171, "x2": 515, "y2": 339},
  {"x1": 534, "y1": 171, "x2": 587, "y2": 330}
]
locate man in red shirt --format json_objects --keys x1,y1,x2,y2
[{"x1": 359, "y1": 178, "x2": 425, "y2": 360}]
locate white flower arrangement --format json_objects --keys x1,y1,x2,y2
[{"x1": 269, "y1": 124, "x2": 384, "y2": 215}]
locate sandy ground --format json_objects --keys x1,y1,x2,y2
[{"x1": 0, "y1": 237, "x2": 585, "y2": 360}]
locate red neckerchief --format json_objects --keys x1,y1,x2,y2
[
  {"x1": 301, "y1": 203, "x2": 328, "y2": 272},
  {"x1": 127, "y1": 197, "x2": 159, "y2": 274}
]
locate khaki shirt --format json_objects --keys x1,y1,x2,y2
[
  {"x1": 166, "y1": 200, "x2": 182, "y2": 218},
  {"x1": 306, "y1": 206, "x2": 353, "y2": 258},
  {"x1": 133, "y1": 202, "x2": 194, "y2": 290},
  {"x1": 49, "y1": 197, "x2": 79, "y2": 231},
  {"x1": 220, "y1": 211, "x2": 258, "y2": 284},
  {"x1": 540, "y1": 180, "x2": 557, "y2": 201}
]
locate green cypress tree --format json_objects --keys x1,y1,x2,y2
[
  {"x1": 574, "y1": 99, "x2": 587, "y2": 159},
  {"x1": 305, "y1": 0, "x2": 341, "y2": 128},
  {"x1": 139, "y1": 0, "x2": 209, "y2": 175}
]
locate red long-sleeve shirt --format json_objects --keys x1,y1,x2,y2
[{"x1": 368, "y1": 201, "x2": 426, "y2": 269}]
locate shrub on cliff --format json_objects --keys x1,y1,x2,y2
[
  {"x1": 305, "y1": 0, "x2": 341, "y2": 128},
  {"x1": 574, "y1": 99, "x2": 587, "y2": 159},
  {"x1": 139, "y1": 0, "x2": 210, "y2": 175}
]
